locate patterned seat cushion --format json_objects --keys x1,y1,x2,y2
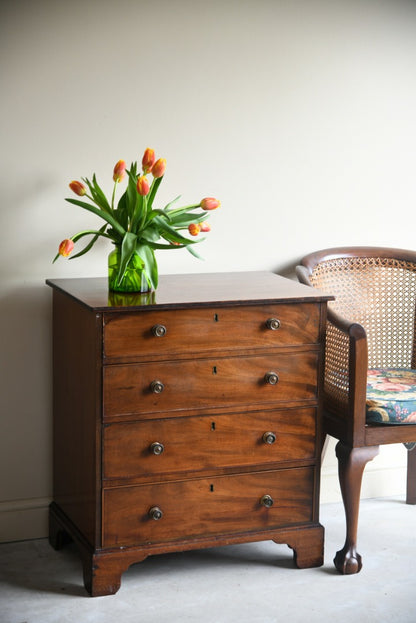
[{"x1": 366, "y1": 368, "x2": 416, "y2": 424}]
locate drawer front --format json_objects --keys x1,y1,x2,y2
[
  {"x1": 103, "y1": 352, "x2": 318, "y2": 418},
  {"x1": 103, "y1": 408, "x2": 317, "y2": 480},
  {"x1": 102, "y1": 467, "x2": 314, "y2": 547},
  {"x1": 103, "y1": 304, "x2": 321, "y2": 361}
]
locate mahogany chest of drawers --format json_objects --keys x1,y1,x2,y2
[{"x1": 46, "y1": 271, "x2": 331, "y2": 596}]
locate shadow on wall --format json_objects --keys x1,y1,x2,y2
[
  {"x1": 272, "y1": 260, "x2": 299, "y2": 281},
  {"x1": 0, "y1": 283, "x2": 53, "y2": 501}
]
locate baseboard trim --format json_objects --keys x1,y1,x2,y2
[
  {"x1": 0, "y1": 497, "x2": 51, "y2": 543},
  {"x1": 320, "y1": 465, "x2": 407, "y2": 504}
]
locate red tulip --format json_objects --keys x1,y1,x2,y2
[
  {"x1": 137, "y1": 175, "x2": 150, "y2": 196},
  {"x1": 188, "y1": 223, "x2": 201, "y2": 236},
  {"x1": 152, "y1": 158, "x2": 166, "y2": 178},
  {"x1": 200, "y1": 221, "x2": 211, "y2": 232},
  {"x1": 142, "y1": 148, "x2": 156, "y2": 173},
  {"x1": 113, "y1": 159, "x2": 126, "y2": 183},
  {"x1": 58, "y1": 239, "x2": 74, "y2": 257},
  {"x1": 200, "y1": 197, "x2": 220, "y2": 211},
  {"x1": 69, "y1": 180, "x2": 86, "y2": 196}
]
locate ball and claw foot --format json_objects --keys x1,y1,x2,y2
[{"x1": 334, "y1": 545, "x2": 362, "y2": 574}]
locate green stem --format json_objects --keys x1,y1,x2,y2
[{"x1": 111, "y1": 182, "x2": 117, "y2": 212}]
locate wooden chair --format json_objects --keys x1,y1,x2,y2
[{"x1": 296, "y1": 247, "x2": 416, "y2": 574}]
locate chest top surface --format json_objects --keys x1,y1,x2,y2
[{"x1": 46, "y1": 271, "x2": 332, "y2": 312}]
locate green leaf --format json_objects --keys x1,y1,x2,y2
[
  {"x1": 115, "y1": 188, "x2": 129, "y2": 229},
  {"x1": 116, "y1": 232, "x2": 138, "y2": 285},
  {"x1": 65, "y1": 197, "x2": 126, "y2": 237},
  {"x1": 126, "y1": 164, "x2": 139, "y2": 221},
  {"x1": 81, "y1": 175, "x2": 112, "y2": 214},
  {"x1": 186, "y1": 243, "x2": 205, "y2": 260},
  {"x1": 166, "y1": 202, "x2": 201, "y2": 215},
  {"x1": 163, "y1": 195, "x2": 181, "y2": 211},
  {"x1": 149, "y1": 209, "x2": 171, "y2": 222},
  {"x1": 140, "y1": 226, "x2": 160, "y2": 243},
  {"x1": 169, "y1": 212, "x2": 208, "y2": 228},
  {"x1": 91, "y1": 174, "x2": 112, "y2": 213},
  {"x1": 137, "y1": 243, "x2": 158, "y2": 290},
  {"x1": 52, "y1": 225, "x2": 111, "y2": 263},
  {"x1": 152, "y1": 215, "x2": 191, "y2": 242},
  {"x1": 131, "y1": 194, "x2": 146, "y2": 234},
  {"x1": 142, "y1": 241, "x2": 187, "y2": 250},
  {"x1": 70, "y1": 225, "x2": 110, "y2": 259},
  {"x1": 147, "y1": 176, "x2": 163, "y2": 210}
]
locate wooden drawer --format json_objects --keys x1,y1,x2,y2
[
  {"x1": 103, "y1": 408, "x2": 317, "y2": 481},
  {"x1": 102, "y1": 467, "x2": 314, "y2": 547},
  {"x1": 103, "y1": 304, "x2": 321, "y2": 362},
  {"x1": 103, "y1": 352, "x2": 318, "y2": 418}
]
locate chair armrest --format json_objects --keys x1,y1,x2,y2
[
  {"x1": 296, "y1": 265, "x2": 369, "y2": 444},
  {"x1": 324, "y1": 308, "x2": 368, "y2": 444},
  {"x1": 295, "y1": 265, "x2": 312, "y2": 287}
]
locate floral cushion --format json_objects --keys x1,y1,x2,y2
[{"x1": 366, "y1": 368, "x2": 416, "y2": 424}]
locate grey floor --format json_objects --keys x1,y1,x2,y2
[{"x1": 0, "y1": 497, "x2": 415, "y2": 623}]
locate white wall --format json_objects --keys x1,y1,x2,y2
[{"x1": 1, "y1": 0, "x2": 415, "y2": 542}]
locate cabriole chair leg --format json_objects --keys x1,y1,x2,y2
[
  {"x1": 406, "y1": 443, "x2": 416, "y2": 505},
  {"x1": 334, "y1": 442, "x2": 379, "y2": 574}
]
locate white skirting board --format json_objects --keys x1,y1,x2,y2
[
  {"x1": 320, "y1": 437, "x2": 408, "y2": 504},
  {"x1": 0, "y1": 497, "x2": 51, "y2": 543}
]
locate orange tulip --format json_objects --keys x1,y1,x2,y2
[
  {"x1": 58, "y1": 239, "x2": 74, "y2": 257},
  {"x1": 152, "y1": 158, "x2": 166, "y2": 178},
  {"x1": 69, "y1": 180, "x2": 86, "y2": 196},
  {"x1": 142, "y1": 148, "x2": 156, "y2": 173},
  {"x1": 200, "y1": 197, "x2": 220, "y2": 211},
  {"x1": 137, "y1": 175, "x2": 150, "y2": 196},
  {"x1": 188, "y1": 223, "x2": 201, "y2": 236},
  {"x1": 200, "y1": 221, "x2": 211, "y2": 232},
  {"x1": 113, "y1": 159, "x2": 126, "y2": 183}
]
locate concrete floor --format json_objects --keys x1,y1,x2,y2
[{"x1": 0, "y1": 497, "x2": 415, "y2": 623}]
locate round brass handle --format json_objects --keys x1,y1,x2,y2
[
  {"x1": 150, "y1": 380, "x2": 165, "y2": 394},
  {"x1": 260, "y1": 494, "x2": 274, "y2": 508},
  {"x1": 148, "y1": 506, "x2": 163, "y2": 520},
  {"x1": 152, "y1": 324, "x2": 167, "y2": 338},
  {"x1": 264, "y1": 371, "x2": 279, "y2": 385},
  {"x1": 150, "y1": 442, "x2": 164, "y2": 455},
  {"x1": 262, "y1": 432, "x2": 277, "y2": 445},
  {"x1": 266, "y1": 318, "x2": 281, "y2": 331}
]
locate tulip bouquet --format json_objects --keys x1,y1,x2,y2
[{"x1": 55, "y1": 148, "x2": 220, "y2": 292}]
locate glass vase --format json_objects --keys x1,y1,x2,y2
[{"x1": 108, "y1": 247, "x2": 153, "y2": 293}]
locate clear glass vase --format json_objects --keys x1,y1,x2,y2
[{"x1": 108, "y1": 247, "x2": 153, "y2": 293}]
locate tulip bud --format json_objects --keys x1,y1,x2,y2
[
  {"x1": 200, "y1": 197, "x2": 220, "y2": 211},
  {"x1": 69, "y1": 180, "x2": 86, "y2": 196},
  {"x1": 58, "y1": 239, "x2": 74, "y2": 257},
  {"x1": 188, "y1": 223, "x2": 201, "y2": 236},
  {"x1": 152, "y1": 158, "x2": 166, "y2": 178},
  {"x1": 113, "y1": 159, "x2": 126, "y2": 183},
  {"x1": 200, "y1": 221, "x2": 211, "y2": 232},
  {"x1": 137, "y1": 175, "x2": 150, "y2": 196},
  {"x1": 142, "y1": 148, "x2": 156, "y2": 173}
]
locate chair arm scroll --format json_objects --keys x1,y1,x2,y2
[{"x1": 325, "y1": 310, "x2": 368, "y2": 442}]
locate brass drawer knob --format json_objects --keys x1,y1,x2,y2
[
  {"x1": 152, "y1": 324, "x2": 167, "y2": 337},
  {"x1": 264, "y1": 371, "x2": 279, "y2": 385},
  {"x1": 260, "y1": 494, "x2": 274, "y2": 508},
  {"x1": 262, "y1": 432, "x2": 277, "y2": 445},
  {"x1": 150, "y1": 380, "x2": 165, "y2": 394},
  {"x1": 148, "y1": 506, "x2": 163, "y2": 520},
  {"x1": 150, "y1": 442, "x2": 165, "y2": 455},
  {"x1": 266, "y1": 318, "x2": 280, "y2": 331}
]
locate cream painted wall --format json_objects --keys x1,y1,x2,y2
[{"x1": 1, "y1": 0, "x2": 415, "y2": 542}]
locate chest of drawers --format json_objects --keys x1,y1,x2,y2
[{"x1": 46, "y1": 271, "x2": 331, "y2": 596}]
